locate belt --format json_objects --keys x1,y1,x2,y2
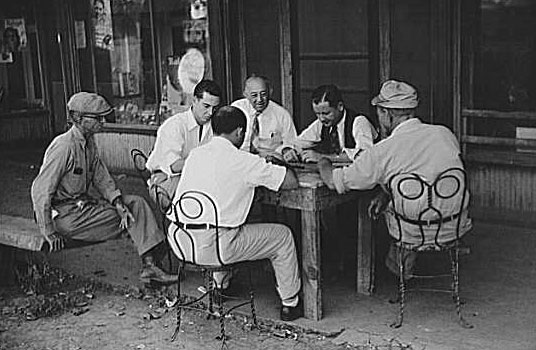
[
  {"x1": 398, "y1": 213, "x2": 461, "y2": 226},
  {"x1": 177, "y1": 222, "x2": 218, "y2": 230}
]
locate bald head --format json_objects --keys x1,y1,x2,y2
[{"x1": 243, "y1": 76, "x2": 271, "y2": 113}]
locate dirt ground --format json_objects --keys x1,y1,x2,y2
[
  {"x1": 1, "y1": 146, "x2": 536, "y2": 350},
  {"x1": 0, "y1": 147, "x2": 399, "y2": 350}
]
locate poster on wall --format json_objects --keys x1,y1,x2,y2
[
  {"x1": 92, "y1": 0, "x2": 114, "y2": 50},
  {"x1": 1, "y1": 18, "x2": 27, "y2": 54}
]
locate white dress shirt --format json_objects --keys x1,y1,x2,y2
[
  {"x1": 146, "y1": 108, "x2": 212, "y2": 176},
  {"x1": 231, "y1": 99, "x2": 297, "y2": 153},
  {"x1": 172, "y1": 137, "x2": 287, "y2": 227},
  {"x1": 292, "y1": 109, "x2": 377, "y2": 159}
]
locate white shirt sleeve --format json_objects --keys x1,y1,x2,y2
[{"x1": 343, "y1": 115, "x2": 376, "y2": 160}]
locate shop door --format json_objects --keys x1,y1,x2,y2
[{"x1": 294, "y1": 0, "x2": 372, "y2": 131}]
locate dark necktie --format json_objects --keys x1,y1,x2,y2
[
  {"x1": 329, "y1": 126, "x2": 341, "y2": 154},
  {"x1": 198, "y1": 124, "x2": 203, "y2": 142},
  {"x1": 250, "y1": 112, "x2": 260, "y2": 154}
]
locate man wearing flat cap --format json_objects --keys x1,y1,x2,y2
[
  {"x1": 317, "y1": 80, "x2": 472, "y2": 278},
  {"x1": 31, "y1": 92, "x2": 178, "y2": 285}
]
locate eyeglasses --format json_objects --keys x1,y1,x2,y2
[{"x1": 83, "y1": 115, "x2": 107, "y2": 123}]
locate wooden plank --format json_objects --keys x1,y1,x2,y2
[
  {"x1": 462, "y1": 109, "x2": 536, "y2": 121},
  {"x1": 378, "y1": 0, "x2": 391, "y2": 82},
  {"x1": 465, "y1": 148, "x2": 536, "y2": 168},
  {"x1": 279, "y1": 0, "x2": 294, "y2": 114},
  {"x1": 301, "y1": 209, "x2": 322, "y2": 320},
  {"x1": 299, "y1": 52, "x2": 369, "y2": 60},
  {"x1": 0, "y1": 215, "x2": 45, "y2": 252},
  {"x1": 356, "y1": 194, "x2": 374, "y2": 295},
  {"x1": 463, "y1": 135, "x2": 536, "y2": 148}
]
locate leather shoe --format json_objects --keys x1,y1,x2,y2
[
  {"x1": 280, "y1": 302, "x2": 303, "y2": 322},
  {"x1": 140, "y1": 264, "x2": 178, "y2": 285}
]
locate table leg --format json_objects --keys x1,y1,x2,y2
[
  {"x1": 301, "y1": 209, "x2": 322, "y2": 320},
  {"x1": 356, "y1": 196, "x2": 374, "y2": 295}
]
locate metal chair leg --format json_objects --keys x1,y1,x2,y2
[
  {"x1": 450, "y1": 248, "x2": 473, "y2": 329},
  {"x1": 171, "y1": 263, "x2": 184, "y2": 341},
  {"x1": 248, "y1": 266, "x2": 258, "y2": 328},
  {"x1": 391, "y1": 247, "x2": 405, "y2": 328}
]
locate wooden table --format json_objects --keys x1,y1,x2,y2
[{"x1": 256, "y1": 167, "x2": 375, "y2": 320}]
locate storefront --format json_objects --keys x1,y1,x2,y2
[{"x1": 1, "y1": 0, "x2": 535, "y2": 223}]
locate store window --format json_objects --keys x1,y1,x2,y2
[
  {"x1": 83, "y1": 0, "x2": 211, "y2": 126},
  {"x1": 0, "y1": 12, "x2": 45, "y2": 113},
  {"x1": 463, "y1": 0, "x2": 536, "y2": 148}
]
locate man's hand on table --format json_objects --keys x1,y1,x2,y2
[{"x1": 282, "y1": 147, "x2": 301, "y2": 163}]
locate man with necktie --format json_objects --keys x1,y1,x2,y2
[
  {"x1": 282, "y1": 84, "x2": 378, "y2": 163},
  {"x1": 281, "y1": 84, "x2": 379, "y2": 277},
  {"x1": 231, "y1": 75, "x2": 297, "y2": 156}
]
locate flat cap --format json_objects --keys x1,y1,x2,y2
[
  {"x1": 371, "y1": 80, "x2": 418, "y2": 109},
  {"x1": 67, "y1": 92, "x2": 113, "y2": 116}
]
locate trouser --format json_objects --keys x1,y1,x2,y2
[
  {"x1": 54, "y1": 194, "x2": 165, "y2": 256},
  {"x1": 168, "y1": 222, "x2": 301, "y2": 303},
  {"x1": 147, "y1": 172, "x2": 181, "y2": 204}
]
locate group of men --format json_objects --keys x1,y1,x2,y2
[{"x1": 31, "y1": 75, "x2": 471, "y2": 322}]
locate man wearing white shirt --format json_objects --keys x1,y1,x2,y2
[
  {"x1": 231, "y1": 75, "x2": 297, "y2": 155},
  {"x1": 318, "y1": 80, "x2": 472, "y2": 279},
  {"x1": 168, "y1": 106, "x2": 303, "y2": 321},
  {"x1": 146, "y1": 80, "x2": 221, "y2": 199},
  {"x1": 282, "y1": 84, "x2": 378, "y2": 163}
]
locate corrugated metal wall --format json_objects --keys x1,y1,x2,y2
[
  {"x1": 95, "y1": 132, "x2": 156, "y2": 173},
  {"x1": 468, "y1": 163, "x2": 536, "y2": 223}
]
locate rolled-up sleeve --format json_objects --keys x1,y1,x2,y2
[
  {"x1": 146, "y1": 120, "x2": 186, "y2": 176},
  {"x1": 343, "y1": 116, "x2": 376, "y2": 160},
  {"x1": 333, "y1": 149, "x2": 381, "y2": 193},
  {"x1": 31, "y1": 142, "x2": 70, "y2": 237}
]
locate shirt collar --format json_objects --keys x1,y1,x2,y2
[
  {"x1": 212, "y1": 136, "x2": 237, "y2": 149},
  {"x1": 186, "y1": 108, "x2": 201, "y2": 131}
]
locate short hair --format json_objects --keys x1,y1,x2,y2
[
  {"x1": 243, "y1": 75, "x2": 271, "y2": 93},
  {"x1": 193, "y1": 79, "x2": 222, "y2": 99},
  {"x1": 311, "y1": 84, "x2": 343, "y2": 107},
  {"x1": 211, "y1": 106, "x2": 246, "y2": 135}
]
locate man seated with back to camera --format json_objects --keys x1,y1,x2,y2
[
  {"x1": 317, "y1": 80, "x2": 472, "y2": 280},
  {"x1": 168, "y1": 105, "x2": 303, "y2": 321}
]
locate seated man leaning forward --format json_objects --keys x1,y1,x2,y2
[
  {"x1": 31, "y1": 92, "x2": 178, "y2": 285},
  {"x1": 168, "y1": 106, "x2": 303, "y2": 321},
  {"x1": 317, "y1": 80, "x2": 472, "y2": 279},
  {"x1": 231, "y1": 75, "x2": 297, "y2": 156},
  {"x1": 146, "y1": 80, "x2": 222, "y2": 199},
  {"x1": 282, "y1": 84, "x2": 378, "y2": 164}
]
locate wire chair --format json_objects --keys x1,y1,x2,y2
[
  {"x1": 386, "y1": 167, "x2": 473, "y2": 329},
  {"x1": 168, "y1": 190, "x2": 260, "y2": 349}
]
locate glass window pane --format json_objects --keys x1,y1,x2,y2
[
  {"x1": 90, "y1": 0, "x2": 212, "y2": 126},
  {"x1": 475, "y1": 0, "x2": 536, "y2": 112}
]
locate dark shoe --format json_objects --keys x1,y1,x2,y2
[
  {"x1": 140, "y1": 264, "x2": 178, "y2": 285},
  {"x1": 280, "y1": 303, "x2": 303, "y2": 322}
]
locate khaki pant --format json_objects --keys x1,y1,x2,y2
[
  {"x1": 168, "y1": 222, "x2": 301, "y2": 302},
  {"x1": 54, "y1": 195, "x2": 165, "y2": 256},
  {"x1": 147, "y1": 173, "x2": 181, "y2": 204}
]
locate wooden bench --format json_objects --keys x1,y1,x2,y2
[{"x1": 0, "y1": 214, "x2": 107, "y2": 287}]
